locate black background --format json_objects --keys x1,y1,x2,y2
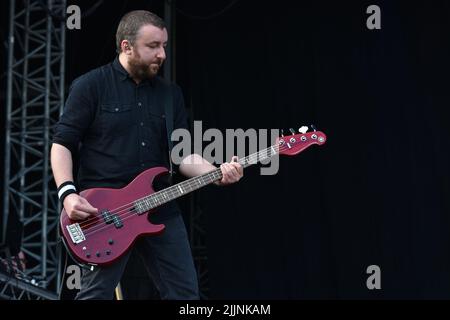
[{"x1": 1, "y1": 0, "x2": 450, "y2": 299}]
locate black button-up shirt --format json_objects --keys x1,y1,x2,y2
[{"x1": 53, "y1": 58, "x2": 189, "y2": 219}]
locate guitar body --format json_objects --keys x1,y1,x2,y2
[{"x1": 60, "y1": 167, "x2": 168, "y2": 266}]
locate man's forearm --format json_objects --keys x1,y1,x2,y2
[
  {"x1": 50, "y1": 143, "x2": 74, "y2": 187},
  {"x1": 179, "y1": 154, "x2": 217, "y2": 178}
]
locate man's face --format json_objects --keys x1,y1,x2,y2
[{"x1": 127, "y1": 24, "x2": 168, "y2": 81}]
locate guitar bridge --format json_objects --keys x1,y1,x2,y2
[{"x1": 66, "y1": 223, "x2": 86, "y2": 244}]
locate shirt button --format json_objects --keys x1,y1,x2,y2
[
  {"x1": 114, "y1": 107, "x2": 119, "y2": 112},
  {"x1": 141, "y1": 142, "x2": 146, "y2": 147},
  {"x1": 138, "y1": 102, "x2": 142, "y2": 107},
  {"x1": 141, "y1": 163, "x2": 145, "y2": 167},
  {"x1": 140, "y1": 122, "x2": 144, "y2": 126}
]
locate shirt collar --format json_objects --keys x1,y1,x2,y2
[
  {"x1": 112, "y1": 56, "x2": 156, "y2": 86},
  {"x1": 112, "y1": 56, "x2": 129, "y2": 81}
]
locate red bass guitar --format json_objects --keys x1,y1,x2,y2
[{"x1": 60, "y1": 128, "x2": 327, "y2": 266}]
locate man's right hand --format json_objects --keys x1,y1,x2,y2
[{"x1": 63, "y1": 193, "x2": 98, "y2": 220}]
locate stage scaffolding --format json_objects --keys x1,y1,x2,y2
[{"x1": 2, "y1": 0, "x2": 66, "y2": 298}]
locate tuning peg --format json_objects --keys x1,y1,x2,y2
[
  {"x1": 298, "y1": 126, "x2": 308, "y2": 134},
  {"x1": 289, "y1": 128, "x2": 296, "y2": 135},
  {"x1": 281, "y1": 129, "x2": 285, "y2": 137},
  {"x1": 310, "y1": 124, "x2": 317, "y2": 132}
]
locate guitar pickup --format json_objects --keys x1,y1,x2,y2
[
  {"x1": 112, "y1": 215, "x2": 123, "y2": 229},
  {"x1": 102, "y1": 210, "x2": 123, "y2": 228},
  {"x1": 101, "y1": 210, "x2": 113, "y2": 224}
]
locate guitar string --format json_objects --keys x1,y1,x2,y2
[
  {"x1": 80, "y1": 145, "x2": 282, "y2": 237},
  {"x1": 77, "y1": 144, "x2": 281, "y2": 231},
  {"x1": 73, "y1": 135, "x2": 320, "y2": 242},
  {"x1": 77, "y1": 137, "x2": 312, "y2": 237},
  {"x1": 72, "y1": 136, "x2": 317, "y2": 239},
  {"x1": 77, "y1": 139, "x2": 308, "y2": 238}
]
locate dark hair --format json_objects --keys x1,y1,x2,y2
[{"x1": 116, "y1": 10, "x2": 166, "y2": 54}]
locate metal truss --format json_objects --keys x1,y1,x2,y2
[
  {"x1": 0, "y1": 269, "x2": 58, "y2": 300},
  {"x1": 2, "y1": 0, "x2": 66, "y2": 297}
]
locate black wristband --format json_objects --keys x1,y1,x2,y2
[{"x1": 57, "y1": 181, "x2": 78, "y2": 205}]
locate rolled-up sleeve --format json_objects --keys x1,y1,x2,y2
[{"x1": 52, "y1": 74, "x2": 97, "y2": 154}]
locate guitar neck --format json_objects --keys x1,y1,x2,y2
[{"x1": 135, "y1": 145, "x2": 279, "y2": 211}]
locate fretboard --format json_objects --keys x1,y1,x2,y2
[{"x1": 133, "y1": 145, "x2": 278, "y2": 213}]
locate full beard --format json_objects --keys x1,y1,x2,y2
[{"x1": 128, "y1": 56, "x2": 161, "y2": 81}]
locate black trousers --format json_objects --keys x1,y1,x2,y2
[{"x1": 74, "y1": 214, "x2": 200, "y2": 300}]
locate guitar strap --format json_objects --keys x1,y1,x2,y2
[{"x1": 162, "y1": 79, "x2": 174, "y2": 180}]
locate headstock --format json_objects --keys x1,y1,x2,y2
[{"x1": 276, "y1": 125, "x2": 327, "y2": 156}]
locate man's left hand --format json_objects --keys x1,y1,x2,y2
[{"x1": 216, "y1": 156, "x2": 243, "y2": 186}]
